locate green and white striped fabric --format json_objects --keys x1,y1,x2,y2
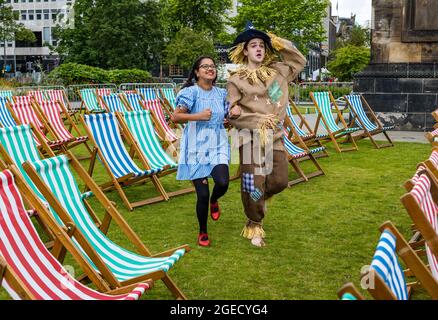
[
  {"x1": 122, "y1": 111, "x2": 176, "y2": 171},
  {"x1": 80, "y1": 89, "x2": 105, "y2": 113},
  {"x1": 161, "y1": 88, "x2": 176, "y2": 109},
  {"x1": 31, "y1": 155, "x2": 185, "y2": 281},
  {"x1": 313, "y1": 92, "x2": 359, "y2": 134},
  {"x1": 0, "y1": 90, "x2": 13, "y2": 100}
]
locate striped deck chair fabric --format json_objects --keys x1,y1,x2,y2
[
  {"x1": 123, "y1": 93, "x2": 144, "y2": 111},
  {"x1": 160, "y1": 88, "x2": 176, "y2": 109},
  {"x1": 286, "y1": 106, "x2": 328, "y2": 140},
  {"x1": 0, "y1": 97, "x2": 18, "y2": 128},
  {"x1": 122, "y1": 110, "x2": 177, "y2": 170},
  {"x1": 96, "y1": 88, "x2": 112, "y2": 109},
  {"x1": 345, "y1": 95, "x2": 394, "y2": 132},
  {"x1": 84, "y1": 113, "x2": 162, "y2": 179},
  {"x1": 409, "y1": 174, "x2": 438, "y2": 281},
  {"x1": 142, "y1": 99, "x2": 178, "y2": 142},
  {"x1": 13, "y1": 96, "x2": 33, "y2": 105},
  {"x1": 283, "y1": 129, "x2": 325, "y2": 158},
  {"x1": 0, "y1": 169, "x2": 150, "y2": 300},
  {"x1": 313, "y1": 92, "x2": 360, "y2": 135},
  {"x1": 79, "y1": 89, "x2": 105, "y2": 113},
  {"x1": 11, "y1": 102, "x2": 67, "y2": 148},
  {"x1": 28, "y1": 91, "x2": 46, "y2": 104},
  {"x1": 138, "y1": 88, "x2": 158, "y2": 101},
  {"x1": 102, "y1": 94, "x2": 129, "y2": 113},
  {"x1": 39, "y1": 101, "x2": 87, "y2": 144},
  {"x1": 31, "y1": 155, "x2": 185, "y2": 282},
  {"x1": 0, "y1": 90, "x2": 13, "y2": 100},
  {"x1": 370, "y1": 230, "x2": 409, "y2": 300},
  {"x1": 45, "y1": 89, "x2": 66, "y2": 106}
]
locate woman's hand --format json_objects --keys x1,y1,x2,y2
[
  {"x1": 223, "y1": 119, "x2": 231, "y2": 128},
  {"x1": 197, "y1": 108, "x2": 212, "y2": 121},
  {"x1": 228, "y1": 105, "x2": 241, "y2": 119}
]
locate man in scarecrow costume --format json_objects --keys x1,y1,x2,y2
[{"x1": 227, "y1": 23, "x2": 306, "y2": 247}]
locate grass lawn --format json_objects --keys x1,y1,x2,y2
[{"x1": 0, "y1": 136, "x2": 432, "y2": 300}]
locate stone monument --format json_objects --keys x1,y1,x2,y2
[{"x1": 354, "y1": 0, "x2": 438, "y2": 130}]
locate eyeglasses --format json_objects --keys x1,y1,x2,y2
[{"x1": 199, "y1": 64, "x2": 217, "y2": 70}]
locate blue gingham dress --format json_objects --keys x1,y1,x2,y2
[{"x1": 176, "y1": 85, "x2": 230, "y2": 180}]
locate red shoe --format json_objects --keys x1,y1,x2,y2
[
  {"x1": 210, "y1": 202, "x2": 221, "y2": 221},
  {"x1": 198, "y1": 233, "x2": 210, "y2": 247}
]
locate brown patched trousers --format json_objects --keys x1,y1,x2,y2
[{"x1": 239, "y1": 140, "x2": 289, "y2": 223}]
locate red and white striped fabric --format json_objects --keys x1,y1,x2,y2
[
  {"x1": 39, "y1": 101, "x2": 86, "y2": 143},
  {"x1": 123, "y1": 90, "x2": 137, "y2": 95},
  {"x1": 411, "y1": 165, "x2": 426, "y2": 185},
  {"x1": 431, "y1": 129, "x2": 438, "y2": 137},
  {"x1": 14, "y1": 96, "x2": 33, "y2": 105},
  {"x1": 410, "y1": 174, "x2": 438, "y2": 281},
  {"x1": 96, "y1": 88, "x2": 112, "y2": 109},
  {"x1": 45, "y1": 90, "x2": 66, "y2": 107},
  {"x1": 142, "y1": 99, "x2": 178, "y2": 142},
  {"x1": 430, "y1": 150, "x2": 438, "y2": 168},
  {"x1": 28, "y1": 91, "x2": 46, "y2": 104},
  {"x1": 11, "y1": 102, "x2": 67, "y2": 148},
  {"x1": 0, "y1": 169, "x2": 150, "y2": 300}
]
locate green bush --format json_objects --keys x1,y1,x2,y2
[
  {"x1": 47, "y1": 63, "x2": 152, "y2": 85},
  {"x1": 107, "y1": 69, "x2": 152, "y2": 84}
]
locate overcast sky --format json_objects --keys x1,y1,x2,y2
[{"x1": 330, "y1": 0, "x2": 372, "y2": 26}]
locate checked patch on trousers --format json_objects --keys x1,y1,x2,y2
[{"x1": 242, "y1": 173, "x2": 255, "y2": 193}]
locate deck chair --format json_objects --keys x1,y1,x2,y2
[
  {"x1": 100, "y1": 94, "x2": 131, "y2": 113},
  {"x1": 337, "y1": 283, "x2": 365, "y2": 300},
  {"x1": 27, "y1": 90, "x2": 46, "y2": 104},
  {"x1": 45, "y1": 89, "x2": 77, "y2": 117},
  {"x1": 142, "y1": 99, "x2": 179, "y2": 143},
  {"x1": 120, "y1": 93, "x2": 145, "y2": 112},
  {"x1": 0, "y1": 126, "x2": 189, "y2": 299},
  {"x1": 432, "y1": 110, "x2": 438, "y2": 123},
  {"x1": 35, "y1": 101, "x2": 92, "y2": 157},
  {"x1": 0, "y1": 97, "x2": 18, "y2": 128},
  {"x1": 159, "y1": 87, "x2": 177, "y2": 110},
  {"x1": 0, "y1": 90, "x2": 13, "y2": 100},
  {"x1": 0, "y1": 168, "x2": 153, "y2": 300},
  {"x1": 82, "y1": 113, "x2": 169, "y2": 210},
  {"x1": 79, "y1": 89, "x2": 106, "y2": 114},
  {"x1": 137, "y1": 87, "x2": 158, "y2": 101},
  {"x1": 344, "y1": 94, "x2": 394, "y2": 149},
  {"x1": 425, "y1": 128, "x2": 438, "y2": 147},
  {"x1": 310, "y1": 91, "x2": 360, "y2": 153},
  {"x1": 7, "y1": 100, "x2": 69, "y2": 150},
  {"x1": 282, "y1": 120, "x2": 325, "y2": 186},
  {"x1": 116, "y1": 110, "x2": 194, "y2": 197},
  {"x1": 22, "y1": 153, "x2": 189, "y2": 299},
  {"x1": 13, "y1": 95, "x2": 34, "y2": 105},
  {"x1": 362, "y1": 221, "x2": 438, "y2": 299},
  {"x1": 286, "y1": 102, "x2": 328, "y2": 159},
  {"x1": 400, "y1": 168, "x2": 438, "y2": 284}
]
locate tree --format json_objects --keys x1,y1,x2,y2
[
  {"x1": 336, "y1": 24, "x2": 370, "y2": 49},
  {"x1": 54, "y1": 0, "x2": 165, "y2": 70},
  {"x1": 327, "y1": 45, "x2": 370, "y2": 81},
  {"x1": 163, "y1": 27, "x2": 217, "y2": 71},
  {"x1": 231, "y1": 0, "x2": 329, "y2": 53},
  {"x1": 0, "y1": 1, "x2": 36, "y2": 75},
  {"x1": 160, "y1": 0, "x2": 232, "y2": 41}
]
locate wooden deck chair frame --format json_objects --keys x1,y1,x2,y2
[
  {"x1": 310, "y1": 91, "x2": 359, "y2": 153},
  {"x1": 115, "y1": 111, "x2": 195, "y2": 198},
  {"x1": 79, "y1": 114, "x2": 169, "y2": 211},
  {"x1": 361, "y1": 221, "x2": 438, "y2": 300},
  {"x1": 33, "y1": 100, "x2": 93, "y2": 159},
  {"x1": 78, "y1": 88, "x2": 106, "y2": 114},
  {"x1": 4, "y1": 100, "x2": 68, "y2": 153},
  {"x1": 45, "y1": 89, "x2": 79, "y2": 122},
  {"x1": 344, "y1": 94, "x2": 394, "y2": 149},
  {"x1": 432, "y1": 110, "x2": 438, "y2": 123},
  {"x1": 337, "y1": 282, "x2": 365, "y2": 300},
  {"x1": 283, "y1": 116, "x2": 325, "y2": 186},
  {"x1": 98, "y1": 94, "x2": 132, "y2": 113},
  {"x1": 21, "y1": 152, "x2": 189, "y2": 299},
  {"x1": 119, "y1": 93, "x2": 141, "y2": 112},
  {"x1": 0, "y1": 255, "x2": 37, "y2": 300},
  {"x1": 288, "y1": 99, "x2": 329, "y2": 158}
]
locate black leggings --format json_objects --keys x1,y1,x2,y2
[{"x1": 193, "y1": 164, "x2": 229, "y2": 233}]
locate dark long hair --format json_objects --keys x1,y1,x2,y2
[{"x1": 181, "y1": 56, "x2": 217, "y2": 89}]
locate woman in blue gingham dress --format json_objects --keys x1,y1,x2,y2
[{"x1": 172, "y1": 56, "x2": 230, "y2": 247}]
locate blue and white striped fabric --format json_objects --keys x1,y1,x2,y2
[
  {"x1": 345, "y1": 95, "x2": 394, "y2": 132},
  {"x1": 123, "y1": 93, "x2": 144, "y2": 111},
  {"x1": 0, "y1": 97, "x2": 17, "y2": 127},
  {"x1": 370, "y1": 230, "x2": 408, "y2": 300},
  {"x1": 0, "y1": 90, "x2": 13, "y2": 100},
  {"x1": 283, "y1": 131, "x2": 308, "y2": 159},
  {"x1": 286, "y1": 105, "x2": 328, "y2": 139},
  {"x1": 137, "y1": 88, "x2": 157, "y2": 101},
  {"x1": 84, "y1": 113, "x2": 162, "y2": 179},
  {"x1": 102, "y1": 94, "x2": 129, "y2": 113},
  {"x1": 313, "y1": 92, "x2": 359, "y2": 134}
]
